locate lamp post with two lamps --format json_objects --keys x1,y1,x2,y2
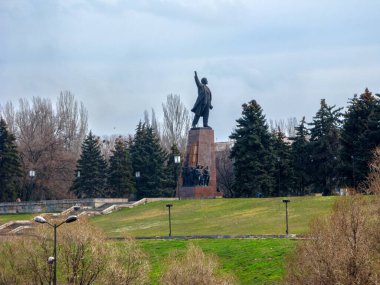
[
  {"x1": 34, "y1": 215, "x2": 78, "y2": 285},
  {"x1": 27, "y1": 170, "x2": 36, "y2": 200}
]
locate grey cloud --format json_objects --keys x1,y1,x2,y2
[{"x1": 1, "y1": 0, "x2": 380, "y2": 141}]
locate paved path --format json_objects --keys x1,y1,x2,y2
[{"x1": 109, "y1": 234, "x2": 298, "y2": 240}]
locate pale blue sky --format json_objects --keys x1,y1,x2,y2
[{"x1": 1, "y1": 0, "x2": 380, "y2": 141}]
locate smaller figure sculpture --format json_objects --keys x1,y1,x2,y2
[
  {"x1": 182, "y1": 165, "x2": 190, "y2": 186},
  {"x1": 181, "y1": 165, "x2": 211, "y2": 187},
  {"x1": 191, "y1": 71, "x2": 213, "y2": 128},
  {"x1": 194, "y1": 165, "x2": 203, "y2": 185},
  {"x1": 202, "y1": 166, "x2": 210, "y2": 186}
]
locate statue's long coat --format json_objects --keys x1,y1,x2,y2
[{"x1": 191, "y1": 75, "x2": 212, "y2": 116}]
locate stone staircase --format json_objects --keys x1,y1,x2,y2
[
  {"x1": 0, "y1": 198, "x2": 178, "y2": 235},
  {"x1": 0, "y1": 220, "x2": 33, "y2": 235},
  {"x1": 0, "y1": 201, "x2": 134, "y2": 235}
]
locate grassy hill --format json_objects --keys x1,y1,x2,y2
[
  {"x1": 109, "y1": 196, "x2": 336, "y2": 284},
  {"x1": 1, "y1": 197, "x2": 338, "y2": 284},
  {"x1": 91, "y1": 196, "x2": 337, "y2": 237}
]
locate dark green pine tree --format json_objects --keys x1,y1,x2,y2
[
  {"x1": 290, "y1": 117, "x2": 312, "y2": 195},
  {"x1": 309, "y1": 99, "x2": 342, "y2": 195},
  {"x1": 0, "y1": 118, "x2": 22, "y2": 202},
  {"x1": 229, "y1": 100, "x2": 275, "y2": 197},
  {"x1": 340, "y1": 88, "x2": 380, "y2": 189},
  {"x1": 271, "y1": 128, "x2": 294, "y2": 196},
  {"x1": 365, "y1": 91, "x2": 380, "y2": 147},
  {"x1": 130, "y1": 122, "x2": 168, "y2": 198},
  {"x1": 107, "y1": 138, "x2": 135, "y2": 198},
  {"x1": 70, "y1": 131, "x2": 108, "y2": 198}
]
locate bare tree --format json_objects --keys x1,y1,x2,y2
[
  {"x1": 56, "y1": 91, "x2": 88, "y2": 156},
  {"x1": 161, "y1": 94, "x2": 191, "y2": 154},
  {"x1": 0, "y1": 101, "x2": 17, "y2": 134},
  {"x1": 215, "y1": 143, "x2": 235, "y2": 197},
  {"x1": 359, "y1": 146, "x2": 380, "y2": 195},
  {"x1": 143, "y1": 109, "x2": 150, "y2": 126},
  {"x1": 269, "y1": 117, "x2": 298, "y2": 137},
  {"x1": 2, "y1": 92, "x2": 88, "y2": 200},
  {"x1": 151, "y1": 108, "x2": 160, "y2": 137},
  {"x1": 100, "y1": 134, "x2": 127, "y2": 160},
  {"x1": 286, "y1": 117, "x2": 298, "y2": 137},
  {"x1": 142, "y1": 108, "x2": 160, "y2": 137}
]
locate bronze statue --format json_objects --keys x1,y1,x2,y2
[{"x1": 191, "y1": 71, "x2": 213, "y2": 128}]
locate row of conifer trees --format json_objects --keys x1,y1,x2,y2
[{"x1": 1, "y1": 88, "x2": 379, "y2": 200}]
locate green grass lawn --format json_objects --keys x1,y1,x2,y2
[
  {"x1": 91, "y1": 196, "x2": 337, "y2": 237},
  {"x1": 0, "y1": 197, "x2": 336, "y2": 284},
  {"x1": 0, "y1": 213, "x2": 34, "y2": 225},
  {"x1": 138, "y1": 238, "x2": 296, "y2": 285}
]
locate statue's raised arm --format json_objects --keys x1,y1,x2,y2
[
  {"x1": 191, "y1": 71, "x2": 213, "y2": 129},
  {"x1": 194, "y1": 71, "x2": 201, "y2": 88}
]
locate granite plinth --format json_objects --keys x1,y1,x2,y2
[
  {"x1": 178, "y1": 127, "x2": 220, "y2": 199},
  {"x1": 180, "y1": 186, "x2": 222, "y2": 199}
]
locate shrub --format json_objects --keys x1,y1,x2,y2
[
  {"x1": 161, "y1": 243, "x2": 236, "y2": 285},
  {"x1": 101, "y1": 237, "x2": 150, "y2": 285},
  {"x1": 0, "y1": 226, "x2": 54, "y2": 285},
  {"x1": 283, "y1": 196, "x2": 380, "y2": 285},
  {"x1": 360, "y1": 146, "x2": 380, "y2": 195},
  {"x1": 0, "y1": 218, "x2": 149, "y2": 285},
  {"x1": 59, "y1": 219, "x2": 109, "y2": 285}
]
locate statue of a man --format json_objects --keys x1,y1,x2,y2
[{"x1": 191, "y1": 71, "x2": 213, "y2": 128}]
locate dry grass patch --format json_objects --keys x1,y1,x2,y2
[{"x1": 161, "y1": 243, "x2": 236, "y2": 285}]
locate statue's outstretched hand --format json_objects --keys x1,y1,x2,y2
[
  {"x1": 194, "y1": 71, "x2": 197, "y2": 75},
  {"x1": 210, "y1": 105, "x2": 213, "y2": 110}
]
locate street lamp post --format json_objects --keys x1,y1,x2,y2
[
  {"x1": 166, "y1": 204, "x2": 173, "y2": 237},
  {"x1": 34, "y1": 215, "x2": 78, "y2": 285},
  {"x1": 282, "y1": 200, "x2": 290, "y2": 235},
  {"x1": 351, "y1": 155, "x2": 356, "y2": 189},
  {"x1": 135, "y1": 171, "x2": 140, "y2": 195},
  {"x1": 174, "y1": 155, "x2": 181, "y2": 199},
  {"x1": 277, "y1": 157, "x2": 281, "y2": 196},
  {"x1": 48, "y1": 256, "x2": 54, "y2": 283},
  {"x1": 28, "y1": 170, "x2": 36, "y2": 200}
]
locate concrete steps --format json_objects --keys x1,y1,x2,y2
[
  {"x1": 0, "y1": 220, "x2": 33, "y2": 235},
  {"x1": 0, "y1": 198, "x2": 177, "y2": 235}
]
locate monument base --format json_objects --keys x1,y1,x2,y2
[
  {"x1": 179, "y1": 186, "x2": 222, "y2": 199},
  {"x1": 179, "y1": 127, "x2": 220, "y2": 199}
]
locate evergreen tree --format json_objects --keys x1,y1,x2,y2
[
  {"x1": 309, "y1": 99, "x2": 342, "y2": 195},
  {"x1": 290, "y1": 117, "x2": 312, "y2": 195},
  {"x1": 0, "y1": 118, "x2": 22, "y2": 202},
  {"x1": 70, "y1": 131, "x2": 108, "y2": 198},
  {"x1": 229, "y1": 100, "x2": 275, "y2": 197},
  {"x1": 340, "y1": 88, "x2": 380, "y2": 189},
  {"x1": 108, "y1": 138, "x2": 135, "y2": 198},
  {"x1": 130, "y1": 123, "x2": 168, "y2": 198},
  {"x1": 271, "y1": 128, "x2": 294, "y2": 196},
  {"x1": 365, "y1": 91, "x2": 380, "y2": 146}
]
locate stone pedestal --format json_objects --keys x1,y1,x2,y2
[{"x1": 178, "y1": 128, "x2": 222, "y2": 199}]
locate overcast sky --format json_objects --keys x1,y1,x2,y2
[{"x1": 1, "y1": 0, "x2": 380, "y2": 141}]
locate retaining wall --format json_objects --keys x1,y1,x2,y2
[{"x1": 0, "y1": 198, "x2": 129, "y2": 214}]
